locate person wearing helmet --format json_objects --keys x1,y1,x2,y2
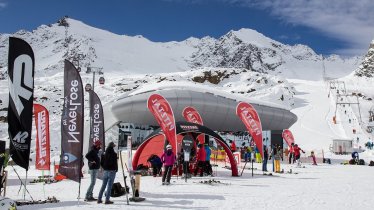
[
  {"x1": 84, "y1": 140, "x2": 102, "y2": 201},
  {"x1": 161, "y1": 144, "x2": 176, "y2": 185}
]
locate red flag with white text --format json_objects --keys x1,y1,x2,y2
[
  {"x1": 236, "y1": 102, "x2": 263, "y2": 157},
  {"x1": 182, "y1": 106, "x2": 205, "y2": 144},
  {"x1": 147, "y1": 94, "x2": 177, "y2": 153},
  {"x1": 34, "y1": 104, "x2": 50, "y2": 171},
  {"x1": 282, "y1": 129, "x2": 294, "y2": 147}
]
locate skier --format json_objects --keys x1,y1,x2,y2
[
  {"x1": 262, "y1": 146, "x2": 269, "y2": 172},
  {"x1": 204, "y1": 144, "x2": 213, "y2": 176},
  {"x1": 270, "y1": 145, "x2": 282, "y2": 173},
  {"x1": 310, "y1": 151, "x2": 317, "y2": 165},
  {"x1": 254, "y1": 146, "x2": 262, "y2": 163},
  {"x1": 161, "y1": 144, "x2": 176, "y2": 185},
  {"x1": 98, "y1": 142, "x2": 118, "y2": 204},
  {"x1": 194, "y1": 144, "x2": 206, "y2": 177},
  {"x1": 84, "y1": 140, "x2": 102, "y2": 201},
  {"x1": 289, "y1": 143, "x2": 295, "y2": 164},
  {"x1": 147, "y1": 154, "x2": 162, "y2": 177},
  {"x1": 293, "y1": 144, "x2": 305, "y2": 167},
  {"x1": 230, "y1": 140, "x2": 237, "y2": 153}
]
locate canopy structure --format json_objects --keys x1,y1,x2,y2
[{"x1": 133, "y1": 121, "x2": 239, "y2": 176}]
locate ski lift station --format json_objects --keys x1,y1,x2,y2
[
  {"x1": 84, "y1": 83, "x2": 297, "y2": 152},
  {"x1": 332, "y1": 139, "x2": 353, "y2": 155}
]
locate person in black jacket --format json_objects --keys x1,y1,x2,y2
[
  {"x1": 84, "y1": 140, "x2": 102, "y2": 201},
  {"x1": 98, "y1": 142, "x2": 118, "y2": 204}
]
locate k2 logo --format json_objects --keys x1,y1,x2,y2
[
  {"x1": 13, "y1": 131, "x2": 29, "y2": 144},
  {"x1": 9, "y1": 54, "x2": 33, "y2": 116}
]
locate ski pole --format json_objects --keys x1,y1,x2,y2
[{"x1": 11, "y1": 165, "x2": 34, "y2": 201}]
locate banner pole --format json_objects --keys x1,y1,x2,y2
[
  {"x1": 42, "y1": 170, "x2": 46, "y2": 199},
  {"x1": 77, "y1": 156, "x2": 82, "y2": 204},
  {"x1": 11, "y1": 166, "x2": 33, "y2": 201},
  {"x1": 23, "y1": 171, "x2": 28, "y2": 200}
]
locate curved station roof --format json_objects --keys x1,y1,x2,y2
[{"x1": 104, "y1": 83, "x2": 297, "y2": 131}]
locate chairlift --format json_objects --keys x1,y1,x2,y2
[
  {"x1": 86, "y1": 67, "x2": 92, "y2": 74},
  {"x1": 99, "y1": 77, "x2": 105, "y2": 85},
  {"x1": 85, "y1": 83, "x2": 92, "y2": 91}
]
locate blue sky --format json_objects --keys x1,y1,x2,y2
[{"x1": 0, "y1": 0, "x2": 373, "y2": 56}]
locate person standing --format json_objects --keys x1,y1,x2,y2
[
  {"x1": 84, "y1": 140, "x2": 102, "y2": 201},
  {"x1": 204, "y1": 145, "x2": 213, "y2": 176},
  {"x1": 161, "y1": 144, "x2": 176, "y2": 185},
  {"x1": 289, "y1": 143, "x2": 295, "y2": 164},
  {"x1": 255, "y1": 146, "x2": 262, "y2": 163},
  {"x1": 262, "y1": 146, "x2": 269, "y2": 172},
  {"x1": 310, "y1": 151, "x2": 317, "y2": 165},
  {"x1": 274, "y1": 145, "x2": 283, "y2": 173},
  {"x1": 98, "y1": 142, "x2": 118, "y2": 204},
  {"x1": 194, "y1": 144, "x2": 206, "y2": 177},
  {"x1": 230, "y1": 140, "x2": 236, "y2": 153}
]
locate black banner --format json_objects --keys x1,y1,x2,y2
[
  {"x1": 182, "y1": 135, "x2": 194, "y2": 153},
  {"x1": 89, "y1": 90, "x2": 105, "y2": 149},
  {"x1": 7, "y1": 37, "x2": 35, "y2": 171},
  {"x1": 59, "y1": 60, "x2": 84, "y2": 182}
]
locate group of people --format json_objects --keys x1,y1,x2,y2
[
  {"x1": 147, "y1": 143, "x2": 214, "y2": 185},
  {"x1": 286, "y1": 143, "x2": 305, "y2": 166},
  {"x1": 85, "y1": 140, "x2": 118, "y2": 204}
]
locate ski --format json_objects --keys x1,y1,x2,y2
[
  {"x1": 119, "y1": 150, "x2": 130, "y2": 205},
  {"x1": 126, "y1": 136, "x2": 145, "y2": 202}
]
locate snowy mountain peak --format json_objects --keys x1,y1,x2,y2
[
  {"x1": 355, "y1": 41, "x2": 374, "y2": 77},
  {"x1": 228, "y1": 28, "x2": 280, "y2": 48}
]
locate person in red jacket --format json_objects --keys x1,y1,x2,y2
[
  {"x1": 293, "y1": 144, "x2": 305, "y2": 166},
  {"x1": 230, "y1": 140, "x2": 237, "y2": 153},
  {"x1": 194, "y1": 144, "x2": 206, "y2": 177}
]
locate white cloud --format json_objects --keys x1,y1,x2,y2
[{"x1": 221, "y1": 0, "x2": 374, "y2": 56}]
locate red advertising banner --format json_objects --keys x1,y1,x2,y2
[
  {"x1": 33, "y1": 104, "x2": 50, "y2": 170},
  {"x1": 282, "y1": 129, "x2": 295, "y2": 147},
  {"x1": 236, "y1": 102, "x2": 263, "y2": 157},
  {"x1": 147, "y1": 94, "x2": 177, "y2": 153},
  {"x1": 182, "y1": 106, "x2": 205, "y2": 144}
]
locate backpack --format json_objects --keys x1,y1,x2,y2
[{"x1": 111, "y1": 182, "x2": 128, "y2": 197}]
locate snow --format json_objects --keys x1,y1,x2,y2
[{"x1": 6, "y1": 160, "x2": 374, "y2": 210}]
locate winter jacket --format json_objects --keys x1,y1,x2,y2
[
  {"x1": 205, "y1": 145, "x2": 211, "y2": 161},
  {"x1": 197, "y1": 147, "x2": 206, "y2": 162},
  {"x1": 294, "y1": 146, "x2": 304, "y2": 157},
  {"x1": 263, "y1": 148, "x2": 269, "y2": 160},
  {"x1": 85, "y1": 146, "x2": 101, "y2": 170},
  {"x1": 148, "y1": 155, "x2": 162, "y2": 167},
  {"x1": 101, "y1": 146, "x2": 118, "y2": 171},
  {"x1": 161, "y1": 150, "x2": 176, "y2": 166},
  {"x1": 289, "y1": 146, "x2": 294, "y2": 154},
  {"x1": 230, "y1": 142, "x2": 237, "y2": 152}
]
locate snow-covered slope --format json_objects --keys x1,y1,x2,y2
[{"x1": 0, "y1": 17, "x2": 371, "y2": 154}]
